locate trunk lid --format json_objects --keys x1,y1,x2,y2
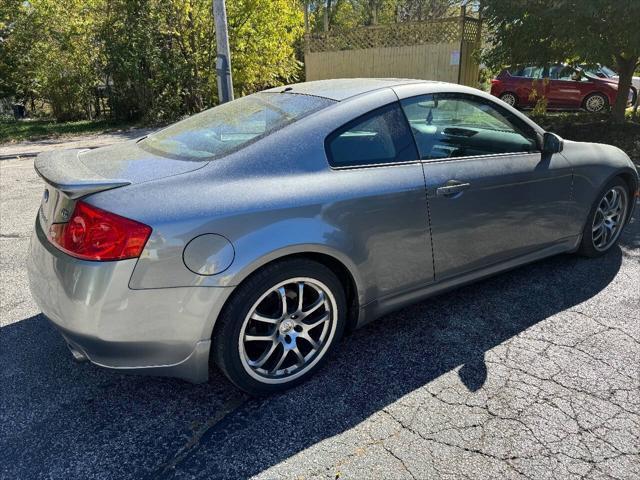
[
  {"x1": 35, "y1": 140, "x2": 207, "y2": 199},
  {"x1": 34, "y1": 140, "x2": 207, "y2": 231}
]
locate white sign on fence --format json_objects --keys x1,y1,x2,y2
[{"x1": 450, "y1": 50, "x2": 460, "y2": 66}]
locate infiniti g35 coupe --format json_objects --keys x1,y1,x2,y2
[{"x1": 28, "y1": 79, "x2": 638, "y2": 395}]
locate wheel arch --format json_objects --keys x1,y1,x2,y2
[
  {"x1": 616, "y1": 170, "x2": 639, "y2": 224},
  {"x1": 209, "y1": 247, "x2": 364, "y2": 344},
  {"x1": 586, "y1": 169, "x2": 638, "y2": 230}
]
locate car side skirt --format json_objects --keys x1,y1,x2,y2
[{"x1": 356, "y1": 235, "x2": 581, "y2": 328}]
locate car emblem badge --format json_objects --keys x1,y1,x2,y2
[
  {"x1": 279, "y1": 320, "x2": 294, "y2": 335},
  {"x1": 43, "y1": 189, "x2": 49, "y2": 203},
  {"x1": 60, "y1": 208, "x2": 70, "y2": 220}
]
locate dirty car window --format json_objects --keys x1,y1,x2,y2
[{"x1": 142, "y1": 93, "x2": 335, "y2": 160}]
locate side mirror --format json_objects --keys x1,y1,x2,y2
[{"x1": 542, "y1": 132, "x2": 563, "y2": 154}]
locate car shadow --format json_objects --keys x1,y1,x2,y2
[{"x1": 1, "y1": 238, "x2": 628, "y2": 479}]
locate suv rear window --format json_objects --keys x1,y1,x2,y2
[{"x1": 142, "y1": 93, "x2": 335, "y2": 160}]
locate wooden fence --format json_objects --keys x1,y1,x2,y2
[{"x1": 304, "y1": 15, "x2": 481, "y2": 87}]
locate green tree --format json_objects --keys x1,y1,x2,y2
[
  {"x1": 0, "y1": 0, "x2": 23, "y2": 100},
  {"x1": 228, "y1": 0, "x2": 303, "y2": 95},
  {"x1": 306, "y1": 1, "x2": 459, "y2": 32},
  {"x1": 2, "y1": 0, "x2": 303, "y2": 122},
  {"x1": 1, "y1": 0, "x2": 102, "y2": 120},
  {"x1": 98, "y1": 0, "x2": 303, "y2": 121},
  {"x1": 482, "y1": 0, "x2": 640, "y2": 123}
]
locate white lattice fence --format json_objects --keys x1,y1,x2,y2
[{"x1": 304, "y1": 16, "x2": 482, "y2": 87}]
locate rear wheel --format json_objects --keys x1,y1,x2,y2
[
  {"x1": 578, "y1": 178, "x2": 629, "y2": 257},
  {"x1": 583, "y1": 93, "x2": 608, "y2": 113},
  {"x1": 499, "y1": 92, "x2": 517, "y2": 107},
  {"x1": 212, "y1": 259, "x2": 346, "y2": 395}
]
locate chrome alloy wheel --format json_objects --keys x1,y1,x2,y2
[
  {"x1": 585, "y1": 94, "x2": 606, "y2": 112},
  {"x1": 238, "y1": 277, "x2": 338, "y2": 384},
  {"x1": 592, "y1": 185, "x2": 628, "y2": 251},
  {"x1": 500, "y1": 93, "x2": 517, "y2": 106}
]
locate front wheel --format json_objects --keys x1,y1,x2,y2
[
  {"x1": 578, "y1": 178, "x2": 630, "y2": 257},
  {"x1": 212, "y1": 259, "x2": 346, "y2": 395}
]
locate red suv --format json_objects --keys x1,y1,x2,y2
[{"x1": 490, "y1": 64, "x2": 636, "y2": 112}]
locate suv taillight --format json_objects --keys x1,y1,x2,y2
[{"x1": 48, "y1": 200, "x2": 151, "y2": 261}]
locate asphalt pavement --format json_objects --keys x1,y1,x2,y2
[{"x1": 1, "y1": 156, "x2": 639, "y2": 479}]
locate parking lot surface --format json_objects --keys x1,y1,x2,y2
[{"x1": 1, "y1": 156, "x2": 639, "y2": 479}]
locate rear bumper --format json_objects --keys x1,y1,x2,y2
[{"x1": 27, "y1": 219, "x2": 233, "y2": 383}]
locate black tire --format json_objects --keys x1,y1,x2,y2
[
  {"x1": 499, "y1": 92, "x2": 518, "y2": 108},
  {"x1": 212, "y1": 258, "x2": 347, "y2": 396},
  {"x1": 583, "y1": 92, "x2": 609, "y2": 113},
  {"x1": 578, "y1": 177, "x2": 630, "y2": 257}
]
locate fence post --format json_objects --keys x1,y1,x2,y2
[{"x1": 457, "y1": 5, "x2": 466, "y2": 85}]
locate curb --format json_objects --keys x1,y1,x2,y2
[
  {"x1": 0, "y1": 152, "x2": 39, "y2": 160},
  {"x1": 0, "y1": 145, "x2": 102, "y2": 161}
]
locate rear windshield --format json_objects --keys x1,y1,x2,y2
[{"x1": 141, "y1": 92, "x2": 335, "y2": 160}]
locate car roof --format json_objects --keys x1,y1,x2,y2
[{"x1": 263, "y1": 78, "x2": 440, "y2": 101}]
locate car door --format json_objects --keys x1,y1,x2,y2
[
  {"x1": 325, "y1": 101, "x2": 436, "y2": 299},
  {"x1": 396, "y1": 91, "x2": 574, "y2": 281},
  {"x1": 546, "y1": 65, "x2": 586, "y2": 108}
]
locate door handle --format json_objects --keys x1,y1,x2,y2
[{"x1": 436, "y1": 180, "x2": 471, "y2": 197}]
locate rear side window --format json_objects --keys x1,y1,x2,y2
[
  {"x1": 325, "y1": 103, "x2": 418, "y2": 167},
  {"x1": 141, "y1": 92, "x2": 335, "y2": 160},
  {"x1": 508, "y1": 66, "x2": 543, "y2": 78}
]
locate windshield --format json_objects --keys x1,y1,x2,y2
[
  {"x1": 583, "y1": 65, "x2": 618, "y2": 78},
  {"x1": 600, "y1": 66, "x2": 618, "y2": 77},
  {"x1": 141, "y1": 92, "x2": 335, "y2": 160}
]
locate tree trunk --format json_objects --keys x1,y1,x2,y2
[
  {"x1": 369, "y1": 0, "x2": 378, "y2": 25},
  {"x1": 611, "y1": 55, "x2": 637, "y2": 123}
]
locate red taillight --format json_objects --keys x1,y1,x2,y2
[
  {"x1": 491, "y1": 79, "x2": 501, "y2": 85},
  {"x1": 48, "y1": 201, "x2": 151, "y2": 261}
]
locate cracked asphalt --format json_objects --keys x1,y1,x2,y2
[{"x1": 1, "y1": 156, "x2": 639, "y2": 479}]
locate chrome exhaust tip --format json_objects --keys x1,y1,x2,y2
[{"x1": 66, "y1": 342, "x2": 88, "y2": 363}]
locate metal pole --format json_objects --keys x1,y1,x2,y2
[{"x1": 213, "y1": 0, "x2": 234, "y2": 103}]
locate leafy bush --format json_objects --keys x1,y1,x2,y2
[{"x1": 1, "y1": 0, "x2": 304, "y2": 123}]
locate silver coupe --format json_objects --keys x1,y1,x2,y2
[{"x1": 28, "y1": 79, "x2": 638, "y2": 394}]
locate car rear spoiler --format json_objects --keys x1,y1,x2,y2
[{"x1": 34, "y1": 149, "x2": 130, "y2": 199}]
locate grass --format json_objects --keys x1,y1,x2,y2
[{"x1": 0, "y1": 118, "x2": 139, "y2": 144}]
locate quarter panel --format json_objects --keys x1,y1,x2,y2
[{"x1": 124, "y1": 163, "x2": 433, "y2": 307}]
